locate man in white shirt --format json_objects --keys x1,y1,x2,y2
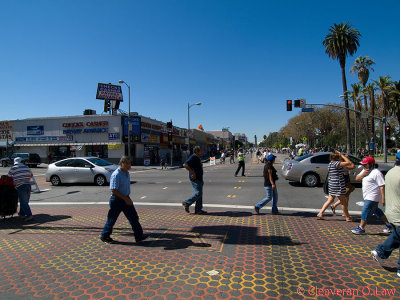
[{"x1": 351, "y1": 157, "x2": 391, "y2": 235}]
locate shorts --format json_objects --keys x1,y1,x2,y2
[{"x1": 361, "y1": 200, "x2": 385, "y2": 221}]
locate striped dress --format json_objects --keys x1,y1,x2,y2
[{"x1": 327, "y1": 161, "x2": 346, "y2": 196}]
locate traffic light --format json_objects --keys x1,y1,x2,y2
[
  {"x1": 166, "y1": 121, "x2": 172, "y2": 131},
  {"x1": 294, "y1": 99, "x2": 301, "y2": 107},
  {"x1": 168, "y1": 132, "x2": 172, "y2": 142},
  {"x1": 385, "y1": 125, "x2": 390, "y2": 136},
  {"x1": 104, "y1": 100, "x2": 110, "y2": 112},
  {"x1": 286, "y1": 100, "x2": 292, "y2": 111}
]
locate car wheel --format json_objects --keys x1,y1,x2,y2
[
  {"x1": 303, "y1": 173, "x2": 319, "y2": 187},
  {"x1": 1, "y1": 161, "x2": 7, "y2": 168},
  {"x1": 50, "y1": 175, "x2": 61, "y2": 186},
  {"x1": 95, "y1": 175, "x2": 107, "y2": 186}
]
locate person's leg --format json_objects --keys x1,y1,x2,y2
[
  {"x1": 376, "y1": 226, "x2": 400, "y2": 260},
  {"x1": 122, "y1": 203, "x2": 144, "y2": 240},
  {"x1": 338, "y1": 195, "x2": 352, "y2": 221},
  {"x1": 255, "y1": 186, "x2": 272, "y2": 209},
  {"x1": 17, "y1": 186, "x2": 27, "y2": 217},
  {"x1": 101, "y1": 196, "x2": 123, "y2": 238},
  {"x1": 194, "y1": 181, "x2": 204, "y2": 213},
  {"x1": 235, "y1": 163, "x2": 242, "y2": 176},
  {"x1": 185, "y1": 180, "x2": 201, "y2": 207},
  {"x1": 271, "y1": 188, "x2": 279, "y2": 213},
  {"x1": 18, "y1": 185, "x2": 32, "y2": 217},
  {"x1": 359, "y1": 200, "x2": 375, "y2": 229},
  {"x1": 317, "y1": 195, "x2": 335, "y2": 218},
  {"x1": 241, "y1": 162, "x2": 245, "y2": 176}
]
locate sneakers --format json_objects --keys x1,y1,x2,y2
[
  {"x1": 383, "y1": 225, "x2": 392, "y2": 234},
  {"x1": 397, "y1": 271, "x2": 400, "y2": 278},
  {"x1": 182, "y1": 201, "x2": 190, "y2": 213},
  {"x1": 254, "y1": 206, "x2": 260, "y2": 215},
  {"x1": 100, "y1": 236, "x2": 114, "y2": 244},
  {"x1": 371, "y1": 250, "x2": 384, "y2": 265},
  {"x1": 136, "y1": 234, "x2": 149, "y2": 243},
  {"x1": 194, "y1": 210, "x2": 208, "y2": 215},
  {"x1": 351, "y1": 226, "x2": 366, "y2": 235}
]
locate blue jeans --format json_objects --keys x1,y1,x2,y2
[
  {"x1": 255, "y1": 186, "x2": 278, "y2": 213},
  {"x1": 361, "y1": 200, "x2": 385, "y2": 221},
  {"x1": 101, "y1": 196, "x2": 143, "y2": 241},
  {"x1": 184, "y1": 180, "x2": 203, "y2": 212},
  {"x1": 376, "y1": 225, "x2": 400, "y2": 271},
  {"x1": 17, "y1": 184, "x2": 32, "y2": 217}
]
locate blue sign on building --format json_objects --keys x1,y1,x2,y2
[
  {"x1": 27, "y1": 126, "x2": 44, "y2": 135},
  {"x1": 122, "y1": 116, "x2": 141, "y2": 142}
]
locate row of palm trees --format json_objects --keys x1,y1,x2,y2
[{"x1": 323, "y1": 22, "x2": 399, "y2": 154}]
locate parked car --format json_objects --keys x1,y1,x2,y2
[
  {"x1": 281, "y1": 152, "x2": 393, "y2": 187},
  {"x1": 1, "y1": 153, "x2": 41, "y2": 168},
  {"x1": 45, "y1": 157, "x2": 119, "y2": 186}
]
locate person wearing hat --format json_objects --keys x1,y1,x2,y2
[
  {"x1": 7, "y1": 157, "x2": 34, "y2": 221},
  {"x1": 371, "y1": 152, "x2": 400, "y2": 276},
  {"x1": 254, "y1": 154, "x2": 281, "y2": 215},
  {"x1": 351, "y1": 156, "x2": 391, "y2": 235}
]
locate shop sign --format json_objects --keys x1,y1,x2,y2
[
  {"x1": 108, "y1": 132, "x2": 120, "y2": 141},
  {"x1": 63, "y1": 128, "x2": 108, "y2": 134},
  {"x1": 149, "y1": 134, "x2": 159, "y2": 144},
  {"x1": 143, "y1": 147, "x2": 151, "y2": 166},
  {"x1": 0, "y1": 121, "x2": 13, "y2": 141},
  {"x1": 27, "y1": 125, "x2": 44, "y2": 136},
  {"x1": 123, "y1": 116, "x2": 141, "y2": 142},
  {"x1": 141, "y1": 134, "x2": 150, "y2": 143},
  {"x1": 15, "y1": 136, "x2": 73, "y2": 142},
  {"x1": 108, "y1": 143, "x2": 121, "y2": 150},
  {"x1": 96, "y1": 83, "x2": 123, "y2": 101}
]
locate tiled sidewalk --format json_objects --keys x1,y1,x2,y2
[{"x1": 0, "y1": 205, "x2": 399, "y2": 299}]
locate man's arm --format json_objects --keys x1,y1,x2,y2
[
  {"x1": 268, "y1": 168, "x2": 276, "y2": 190},
  {"x1": 380, "y1": 185, "x2": 385, "y2": 206},
  {"x1": 112, "y1": 189, "x2": 133, "y2": 206},
  {"x1": 355, "y1": 169, "x2": 369, "y2": 181},
  {"x1": 183, "y1": 163, "x2": 196, "y2": 180}
]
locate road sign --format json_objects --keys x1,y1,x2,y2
[{"x1": 302, "y1": 108, "x2": 314, "y2": 112}]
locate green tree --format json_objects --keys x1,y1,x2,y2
[
  {"x1": 323, "y1": 22, "x2": 361, "y2": 154},
  {"x1": 365, "y1": 82, "x2": 377, "y2": 151},
  {"x1": 350, "y1": 56, "x2": 375, "y2": 87},
  {"x1": 374, "y1": 75, "x2": 393, "y2": 118},
  {"x1": 388, "y1": 81, "x2": 400, "y2": 127}
]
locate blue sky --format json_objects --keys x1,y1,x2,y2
[{"x1": 1, "y1": 0, "x2": 399, "y2": 144}]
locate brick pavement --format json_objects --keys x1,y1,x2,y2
[{"x1": 0, "y1": 205, "x2": 399, "y2": 300}]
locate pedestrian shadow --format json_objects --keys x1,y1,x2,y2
[
  {"x1": 0, "y1": 214, "x2": 73, "y2": 233},
  {"x1": 191, "y1": 225, "x2": 304, "y2": 246},
  {"x1": 205, "y1": 211, "x2": 253, "y2": 218}
]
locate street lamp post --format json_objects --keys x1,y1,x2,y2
[
  {"x1": 187, "y1": 102, "x2": 202, "y2": 150},
  {"x1": 119, "y1": 80, "x2": 131, "y2": 160}
]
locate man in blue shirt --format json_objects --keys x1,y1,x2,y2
[
  {"x1": 101, "y1": 156, "x2": 148, "y2": 244},
  {"x1": 182, "y1": 146, "x2": 207, "y2": 214}
]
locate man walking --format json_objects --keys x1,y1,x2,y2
[
  {"x1": 371, "y1": 152, "x2": 400, "y2": 277},
  {"x1": 351, "y1": 157, "x2": 391, "y2": 235},
  {"x1": 8, "y1": 157, "x2": 34, "y2": 221},
  {"x1": 234, "y1": 148, "x2": 246, "y2": 177},
  {"x1": 182, "y1": 146, "x2": 207, "y2": 214},
  {"x1": 101, "y1": 156, "x2": 148, "y2": 244}
]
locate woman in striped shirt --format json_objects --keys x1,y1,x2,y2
[{"x1": 317, "y1": 151, "x2": 354, "y2": 221}]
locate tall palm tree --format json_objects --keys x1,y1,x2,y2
[
  {"x1": 323, "y1": 22, "x2": 361, "y2": 154},
  {"x1": 374, "y1": 75, "x2": 393, "y2": 118},
  {"x1": 350, "y1": 56, "x2": 375, "y2": 87},
  {"x1": 388, "y1": 81, "x2": 400, "y2": 126},
  {"x1": 365, "y1": 82, "x2": 376, "y2": 153}
]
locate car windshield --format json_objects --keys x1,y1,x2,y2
[
  {"x1": 86, "y1": 158, "x2": 113, "y2": 166},
  {"x1": 294, "y1": 153, "x2": 313, "y2": 162}
]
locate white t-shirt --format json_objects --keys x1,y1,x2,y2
[{"x1": 360, "y1": 168, "x2": 385, "y2": 202}]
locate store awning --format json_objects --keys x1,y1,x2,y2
[{"x1": 14, "y1": 142, "x2": 117, "y2": 147}]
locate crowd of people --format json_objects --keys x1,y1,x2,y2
[{"x1": 5, "y1": 147, "x2": 400, "y2": 277}]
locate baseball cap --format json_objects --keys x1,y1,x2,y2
[
  {"x1": 361, "y1": 157, "x2": 375, "y2": 165},
  {"x1": 14, "y1": 157, "x2": 23, "y2": 165},
  {"x1": 267, "y1": 154, "x2": 276, "y2": 161},
  {"x1": 396, "y1": 151, "x2": 400, "y2": 161}
]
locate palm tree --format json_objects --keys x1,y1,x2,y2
[
  {"x1": 365, "y1": 82, "x2": 376, "y2": 153},
  {"x1": 263, "y1": 135, "x2": 267, "y2": 141},
  {"x1": 323, "y1": 22, "x2": 361, "y2": 154},
  {"x1": 374, "y1": 76, "x2": 393, "y2": 118},
  {"x1": 350, "y1": 56, "x2": 375, "y2": 87},
  {"x1": 388, "y1": 81, "x2": 400, "y2": 126}
]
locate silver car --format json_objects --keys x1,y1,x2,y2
[
  {"x1": 46, "y1": 157, "x2": 119, "y2": 186},
  {"x1": 281, "y1": 152, "x2": 392, "y2": 187}
]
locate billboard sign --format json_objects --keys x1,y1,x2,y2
[
  {"x1": 96, "y1": 83, "x2": 123, "y2": 101},
  {"x1": 27, "y1": 125, "x2": 44, "y2": 136},
  {"x1": 0, "y1": 121, "x2": 13, "y2": 141},
  {"x1": 122, "y1": 116, "x2": 141, "y2": 142}
]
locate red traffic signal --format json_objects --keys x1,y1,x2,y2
[
  {"x1": 286, "y1": 100, "x2": 292, "y2": 111},
  {"x1": 385, "y1": 125, "x2": 390, "y2": 136},
  {"x1": 168, "y1": 132, "x2": 172, "y2": 142}
]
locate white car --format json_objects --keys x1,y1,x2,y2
[{"x1": 46, "y1": 157, "x2": 118, "y2": 186}]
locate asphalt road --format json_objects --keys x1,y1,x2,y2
[{"x1": 0, "y1": 153, "x2": 366, "y2": 215}]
